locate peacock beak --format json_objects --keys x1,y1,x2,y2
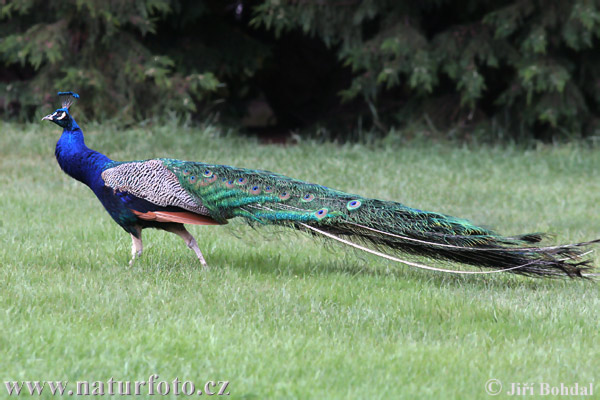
[{"x1": 42, "y1": 114, "x2": 53, "y2": 121}]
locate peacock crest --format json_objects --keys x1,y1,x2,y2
[{"x1": 58, "y1": 91, "x2": 79, "y2": 109}]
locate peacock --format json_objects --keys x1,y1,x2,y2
[{"x1": 43, "y1": 91, "x2": 599, "y2": 278}]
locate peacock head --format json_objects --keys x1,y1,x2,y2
[{"x1": 42, "y1": 91, "x2": 80, "y2": 130}]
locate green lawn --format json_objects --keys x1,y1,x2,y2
[{"x1": 1, "y1": 121, "x2": 599, "y2": 399}]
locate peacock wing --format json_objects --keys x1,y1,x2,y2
[{"x1": 101, "y1": 159, "x2": 222, "y2": 225}]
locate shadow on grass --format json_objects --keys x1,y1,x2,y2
[
  {"x1": 204, "y1": 242, "x2": 593, "y2": 292},
  {"x1": 208, "y1": 225, "x2": 597, "y2": 290},
  {"x1": 64, "y1": 223, "x2": 595, "y2": 293}
]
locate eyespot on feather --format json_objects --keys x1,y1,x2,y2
[
  {"x1": 250, "y1": 185, "x2": 261, "y2": 195},
  {"x1": 279, "y1": 191, "x2": 291, "y2": 200},
  {"x1": 225, "y1": 180, "x2": 235, "y2": 188},
  {"x1": 264, "y1": 186, "x2": 274, "y2": 193},
  {"x1": 206, "y1": 174, "x2": 217, "y2": 183},
  {"x1": 236, "y1": 177, "x2": 247, "y2": 185},
  {"x1": 202, "y1": 169, "x2": 213, "y2": 178},
  {"x1": 189, "y1": 175, "x2": 197, "y2": 183},
  {"x1": 182, "y1": 169, "x2": 191, "y2": 176},
  {"x1": 347, "y1": 200, "x2": 362, "y2": 211},
  {"x1": 301, "y1": 193, "x2": 315, "y2": 202},
  {"x1": 315, "y1": 208, "x2": 329, "y2": 220}
]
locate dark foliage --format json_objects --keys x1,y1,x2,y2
[{"x1": 2, "y1": 0, "x2": 600, "y2": 139}]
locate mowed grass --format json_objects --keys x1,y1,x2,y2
[{"x1": 1, "y1": 121, "x2": 600, "y2": 399}]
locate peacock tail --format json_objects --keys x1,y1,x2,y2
[{"x1": 101, "y1": 158, "x2": 598, "y2": 278}]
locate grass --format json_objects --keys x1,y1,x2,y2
[{"x1": 1, "y1": 120, "x2": 600, "y2": 399}]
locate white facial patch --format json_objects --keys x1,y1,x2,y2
[{"x1": 56, "y1": 112, "x2": 67, "y2": 120}]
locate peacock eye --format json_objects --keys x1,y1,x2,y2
[
  {"x1": 347, "y1": 199, "x2": 362, "y2": 211},
  {"x1": 301, "y1": 193, "x2": 315, "y2": 202},
  {"x1": 314, "y1": 208, "x2": 329, "y2": 219}
]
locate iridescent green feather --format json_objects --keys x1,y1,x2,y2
[
  {"x1": 163, "y1": 160, "x2": 483, "y2": 235},
  {"x1": 153, "y1": 158, "x2": 597, "y2": 278},
  {"x1": 161, "y1": 158, "x2": 347, "y2": 224}
]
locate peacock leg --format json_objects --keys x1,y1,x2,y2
[
  {"x1": 129, "y1": 227, "x2": 143, "y2": 266},
  {"x1": 164, "y1": 225, "x2": 209, "y2": 269}
]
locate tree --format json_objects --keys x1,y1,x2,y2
[
  {"x1": 0, "y1": 0, "x2": 221, "y2": 121},
  {"x1": 251, "y1": 0, "x2": 600, "y2": 138},
  {"x1": 2, "y1": 0, "x2": 600, "y2": 139}
]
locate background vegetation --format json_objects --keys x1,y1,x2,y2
[
  {"x1": 2, "y1": 0, "x2": 600, "y2": 140},
  {"x1": 2, "y1": 123, "x2": 600, "y2": 399}
]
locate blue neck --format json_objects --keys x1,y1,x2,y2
[{"x1": 55, "y1": 121, "x2": 112, "y2": 188}]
